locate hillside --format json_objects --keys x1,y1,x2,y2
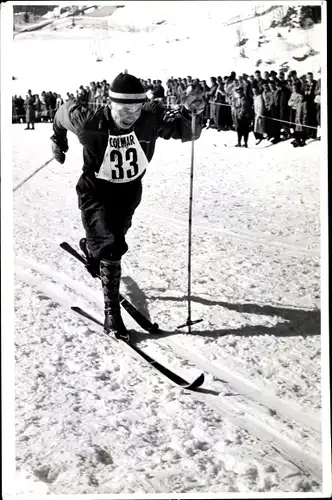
[{"x1": 12, "y1": 3, "x2": 322, "y2": 96}]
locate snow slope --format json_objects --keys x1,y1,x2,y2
[
  {"x1": 11, "y1": 120, "x2": 324, "y2": 495},
  {"x1": 11, "y1": 2, "x2": 322, "y2": 96}
]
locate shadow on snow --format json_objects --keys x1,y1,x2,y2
[{"x1": 122, "y1": 277, "x2": 320, "y2": 343}]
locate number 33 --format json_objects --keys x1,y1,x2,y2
[{"x1": 110, "y1": 148, "x2": 139, "y2": 180}]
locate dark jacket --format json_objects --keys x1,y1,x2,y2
[
  {"x1": 278, "y1": 86, "x2": 291, "y2": 121},
  {"x1": 232, "y1": 94, "x2": 252, "y2": 129},
  {"x1": 51, "y1": 100, "x2": 202, "y2": 181},
  {"x1": 304, "y1": 80, "x2": 317, "y2": 101},
  {"x1": 153, "y1": 85, "x2": 165, "y2": 99}
]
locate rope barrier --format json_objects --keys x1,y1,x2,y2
[
  {"x1": 255, "y1": 113, "x2": 319, "y2": 130},
  {"x1": 207, "y1": 100, "x2": 319, "y2": 130},
  {"x1": 12, "y1": 97, "x2": 320, "y2": 130}
]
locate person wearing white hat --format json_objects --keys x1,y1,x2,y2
[{"x1": 50, "y1": 72, "x2": 205, "y2": 342}]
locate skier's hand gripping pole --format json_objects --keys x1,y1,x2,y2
[{"x1": 177, "y1": 110, "x2": 203, "y2": 333}]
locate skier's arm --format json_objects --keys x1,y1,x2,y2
[
  {"x1": 50, "y1": 101, "x2": 91, "y2": 164},
  {"x1": 52, "y1": 100, "x2": 79, "y2": 138}
]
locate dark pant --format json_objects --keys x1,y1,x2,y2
[
  {"x1": 76, "y1": 173, "x2": 143, "y2": 262},
  {"x1": 293, "y1": 131, "x2": 306, "y2": 146},
  {"x1": 306, "y1": 101, "x2": 317, "y2": 138},
  {"x1": 237, "y1": 117, "x2": 250, "y2": 145}
]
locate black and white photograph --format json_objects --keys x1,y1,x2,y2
[{"x1": 1, "y1": 1, "x2": 330, "y2": 497}]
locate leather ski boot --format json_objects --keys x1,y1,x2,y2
[
  {"x1": 100, "y1": 259, "x2": 130, "y2": 343},
  {"x1": 79, "y1": 238, "x2": 100, "y2": 278}
]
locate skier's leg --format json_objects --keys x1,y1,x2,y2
[
  {"x1": 99, "y1": 258, "x2": 129, "y2": 341},
  {"x1": 76, "y1": 175, "x2": 142, "y2": 340}
]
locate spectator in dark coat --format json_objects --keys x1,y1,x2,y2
[
  {"x1": 48, "y1": 91, "x2": 57, "y2": 121},
  {"x1": 242, "y1": 73, "x2": 253, "y2": 105},
  {"x1": 277, "y1": 80, "x2": 291, "y2": 139},
  {"x1": 289, "y1": 70, "x2": 303, "y2": 92},
  {"x1": 233, "y1": 86, "x2": 252, "y2": 147},
  {"x1": 13, "y1": 95, "x2": 25, "y2": 123},
  {"x1": 206, "y1": 76, "x2": 218, "y2": 128},
  {"x1": 215, "y1": 80, "x2": 227, "y2": 130},
  {"x1": 254, "y1": 70, "x2": 265, "y2": 92},
  {"x1": 12, "y1": 96, "x2": 18, "y2": 123},
  {"x1": 24, "y1": 89, "x2": 36, "y2": 130},
  {"x1": 153, "y1": 80, "x2": 165, "y2": 99}
]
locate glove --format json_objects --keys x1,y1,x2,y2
[
  {"x1": 51, "y1": 137, "x2": 68, "y2": 164},
  {"x1": 183, "y1": 85, "x2": 205, "y2": 115}
]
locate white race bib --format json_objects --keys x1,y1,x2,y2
[{"x1": 97, "y1": 131, "x2": 149, "y2": 183}]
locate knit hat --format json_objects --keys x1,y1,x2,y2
[{"x1": 110, "y1": 72, "x2": 146, "y2": 104}]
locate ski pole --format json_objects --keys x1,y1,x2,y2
[{"x1": 177, "y1": 110, "x2": 203, "y2": 333}]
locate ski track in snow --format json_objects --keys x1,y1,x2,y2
[
  {"x1": 15, "y1": 255, "x2": 321, "y2": 431},
  {"x1": 12, "y1": 112, "x2": 322, "y2": 496},
  {"x1": 15, "y1": 262, "x2": 322, "y2": 481}
]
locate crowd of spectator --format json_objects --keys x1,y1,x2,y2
[
  {"x1": 160, "y1": 69, "x2": 321, "y2": 148},
  {"x1": 12, "y1": 80, "x2": 115, "y2": 129},
  {"x1": 12, "y1": 90, "x2": 64, "y2": 129},
  {"x1": 12, "y1": 68, "x2": 321, "y2": 148}
]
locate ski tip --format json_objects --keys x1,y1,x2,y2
[{"x1": 71, "y1": 306, "x2": 82, "y2": 313}]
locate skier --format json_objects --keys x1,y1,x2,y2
[{"x1": 50, "y1": 72, "x2": 205, "y2": 342}]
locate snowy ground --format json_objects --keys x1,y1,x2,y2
[
  {"x1": 3, "y1": 1, "x2": 328, "y2": 497},
  {"x1": 11, "y1": 119, "x2": 325, "y2": 495}
]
